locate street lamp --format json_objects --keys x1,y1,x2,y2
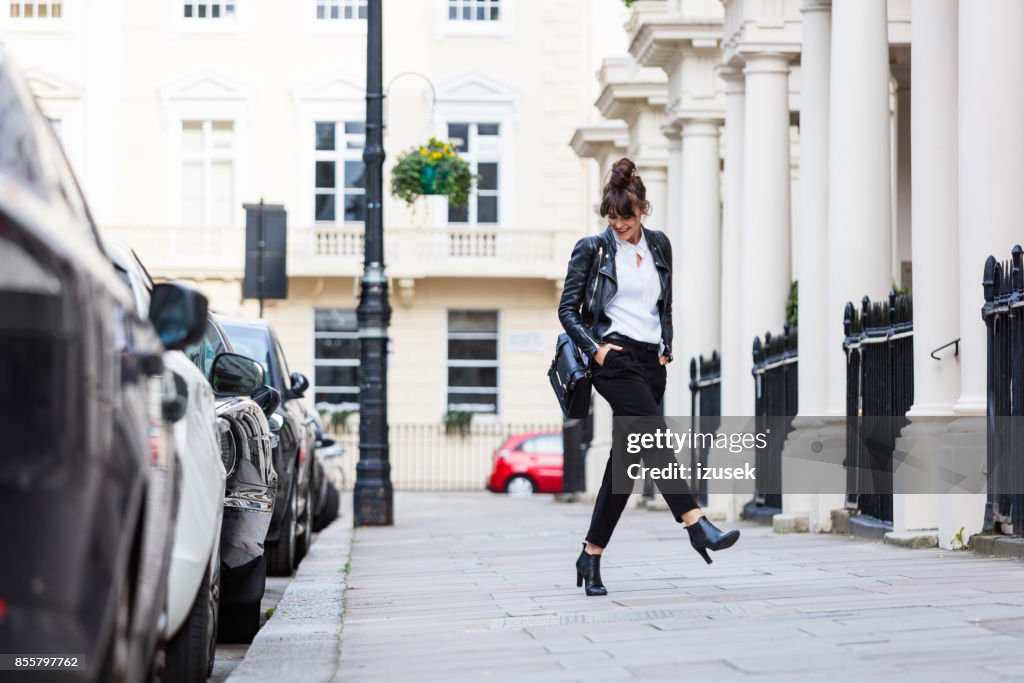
[{"x1": 354, "y1": 0, "x2": 393, "y2": 526}]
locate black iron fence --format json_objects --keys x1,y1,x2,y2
[
  {"x1": 983, "y1": 246, "x2": 1024, "y2": 534},
  {"x1": 746, "y1": 325, "x2": 798, "y2": 520},
  {"x1": 843, "y1": 292, "x2": 914, "y2": 523},
  {"x1": 329, "y1": 422, "x2": 562, "y2": 491},
  {"x1": 688, "y1": 353, "x2": 721, "y2": 506}
]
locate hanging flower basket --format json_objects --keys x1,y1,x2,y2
[{"x1": 390, "y1": 137, "x2": 474, "y2": 207}]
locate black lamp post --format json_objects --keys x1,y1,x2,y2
[{"x1": 354, "y1": 0, "x2": 393, "y2": 526}]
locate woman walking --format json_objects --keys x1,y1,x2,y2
[{"x1": 558, "y1": 158, "x2": 740, "y2": 597}]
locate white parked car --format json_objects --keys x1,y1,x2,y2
[{"x1": 105, "y1": 241, "x2": 226, "y2": 679}]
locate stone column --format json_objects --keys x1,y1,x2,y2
[
  {"x1": 740, "y1": 53, "x2": 792, "y2": 407},
  {"x1": 942, "y1": 0, "x2": 1024, "y2": 546},
  {"x1": 662, "y1": 124, "x2": 688, "y2": 417},
  {"x1": 718, "y1": 66, "x2": 746, "y2": 418},
  {"x1": 781, "y1": 0, "x2": 833, "y2": 529},
  {"x1": 678, "y1": 119, "x2": 723, "y2": 409},
  {"x1": 891, "y1": 0, "x2": 959, "y2": 538}
]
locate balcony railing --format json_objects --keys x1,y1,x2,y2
[{"x1": 104, "y1": 224, "x2": 578, "y2": 280}]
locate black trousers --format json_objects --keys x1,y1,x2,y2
[{"x1": 585, "y1": 337, "x2": 699, "y2": 548}]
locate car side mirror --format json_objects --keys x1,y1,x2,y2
[
  {"x1": 210, "y1": 352, "x2": 265, "y2": 395},
  {"x1": 149, "y1": 283, "x2": 208, "y2": 350},
  {"x1": 317, "y1": 434, "x2": 336, "y2": 448},
  {"x1": 290, "y1": 371, "x2": 309, "y2": 397},
  {"x1": 251, "y1": 385, "x2": 282, "y2": 419}
]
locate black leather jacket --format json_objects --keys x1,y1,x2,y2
[{"x1": 558, "y1": 225, "x2": 673, "y2": 363}]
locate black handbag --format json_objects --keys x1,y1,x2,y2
[{"x1": 548, "y1": 333, "x2": 592, "y2": 419}]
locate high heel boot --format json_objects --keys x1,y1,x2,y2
[
  {"x1": 575, "y1": 543, "x2": 607, "y2": 596},
  {"x1": 686, "y1": 516, "x2": 740, "y2": 565}
]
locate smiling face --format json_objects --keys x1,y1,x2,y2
[{"x1": 607, "y1": 209, "x2": 643, "y2": 245}]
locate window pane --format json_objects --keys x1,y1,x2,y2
[
  {"x1": 447, "y1": 202, "x2": 468, "y2": 223},
  {"x1": 317, "y1": 4, "x2": 325, "y2": 18},
  {"x1": 462, "y1": 5, "x2": 470, "y2": 19},
  {"x1": 316, "y1": 161, "x2": 336, "y2": 189},
  {"x1": 182, "y1": 121, "x2": 203, "y2": 152},
  {"x1": 344, "y1": 161, "x2": 365, "y2": 189},
  {"x1": 315, "y1": 337, "x2": 360, "y2": 358},
  {"x1": 344, "y1": 193, "x2": 365, "y2": 222},
  {"x1": 315, "y1": 193, "x2": 336, "y2": 222},
  {"x1": 197, "y1": 3, "x2": 205, "y2": 17},
  {"x1": 447, "y1": 392, "x2": 497, "y2": 413},
  {"x1": 478, "y1": 123, "x2": 500, "y2": 136},
  {"x1": 225, "y1": 3, "x2": 235, "y2": 16},
  {"x1": 52, "y1": 2, "x2": 61, "y2": 18},
  {"x1": 344, "y1": 5, "x2": 352, "y2": 18},
  {"x1": 316, "y1": 365, "x2": 358, "y2": 387},
  {"x1": 477, "y1": 195, "x2": 498, "y2": 223},
  {"x1": 521, "y1": 435, "x2": 562, "y2": 454},
  {"x1": 448, "y1": 5, "x2": 456, "y2": 19},
  {"x1": 357, "y1": 3, "x2": 366, "y2": 18},
  {"x1": 344, "y1": 121, "x2": 365, "y2": 135},
  {"x1": 447, "y1": 338, "x2": 497, "y2": 360},
  {"x1": 448, "y1": 366, "x2": 497, "y2": 388},
  {"x1": 210, "y1": 160, "x2": 234, "y2": 225},
  {"x1": 490, "y1": 6, "x2": 499, "y2": 20},
  {"x1": 211, "y1": 4, "x2": 219, "y2": 17},
  {"x1": 181, "y1": 161, "x2": 204, "y2": 225},
  {"x1": 315, "y1": 309, "x2": 359, "y2": 332},
  {"x1": 478, "y1": 162, "x2": 498, "y2": 190},
  {"x1": 448, "y1": 310, "x2": 498, "y2": 333},
  {"x1": 316, "y1": 122, "x2": 335, "y2": 151},
  {"x1": 447, "y1": 123, "x2": 469, "y2": 152},
  {"x1": 330, "y1": 4, "x2": 338, "y2": 18}
]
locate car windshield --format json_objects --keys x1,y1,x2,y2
[{"x1": 221, "y1": 324, "x2": 278, "y2": 390}]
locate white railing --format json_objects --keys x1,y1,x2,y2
[{"x1": 104, "y1": 224, "x2": 578, "y2": 280}]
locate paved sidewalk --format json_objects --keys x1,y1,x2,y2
[{"x1": 236, "y1": 492, "x2": 1024, "y2": 682}]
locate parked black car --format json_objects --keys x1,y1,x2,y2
[
  {"x1": 0, "y1": 48, "x2": 207, "y2": 683},
  {"x1": 214, "y1": 317, "x2": 318, "y2": 575},
  {"x1": 185, "y1": 323, "x2": 280, "y2": 643}
]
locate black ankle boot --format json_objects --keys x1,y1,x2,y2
[
  {"x1": 686, "y1": 516, "x2": 740, "y2": 565},
  {"x1": 575, "y1": 543, "x2": 607, "y2": 596}
]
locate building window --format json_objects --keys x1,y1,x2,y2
[
  {"x1": 9, "y1": 1, "x2": 62, "y2": 18},
  {"x1": 183, "y1": 1, "x2": 235, "y2": 18},
  {"x1": 314, "y1": 309, "x2": 360, "y2": 411},
  {"x1": 447, "y1": 0, "x2": 499, "y2": 21},
  {"x1": 446, "y1": 122, "x2": 500, "y2": 224},
  {"x1": 181, "y1": 120, "x2": 235, "y2": 226},
  {"x1": 446, "y1": 310, "x2": 499, "y2": 414},
  {"x1": 315, "y1": 121, "x2": 365, "y2": 224},
  {"x1": 316, "y1": 0, "x2": 366, "y2": 20}
]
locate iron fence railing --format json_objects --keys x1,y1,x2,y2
[
  {"x1": 983, "y1": 246, "x2": 1024, "y2": 534},
  {"x1": 688, "y1": 352, "x2": 721, "y2": 506},
  {"x1": 843, "y1": 292, "x2": 914, "y2": 524},
  {"x1": 325, "y1": 422, "x2": 562, "y2": 491},
  {"x1": 748, "y1": 325, "x2": 798, "y2": 519}
]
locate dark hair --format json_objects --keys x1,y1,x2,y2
[{"x1": 599, "y1": 157, "x2": 650, "y2": 219}]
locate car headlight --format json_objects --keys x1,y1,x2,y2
[{"x1": 218, "y1": 418, "x2": 237, "y2": 476}]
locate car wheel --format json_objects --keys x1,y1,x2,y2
[
  {"x1": 266, "y1": 479, "x2": 297, "y2": 577},
  {"x1": 216, "y1": 599, "x2": 261, "y2": 645},
  {"x1": 165, "y1": 550, "x2": 219, "y2": 681},
  {"x1": 314, "y1": 483, "x2": 340, "y2": 531},
  {"x1": 505, "y1": 475, "x2": 535, "y2": 498}
]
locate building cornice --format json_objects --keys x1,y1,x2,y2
[
  {"x1": 628, "y1": 19, "x2": 724, "y2": 72},
  {"x1": 593, "y1": 57, "x2": 667, "y2": 121},
  {"x1": 570, "y1": 122, "x2": 630, "y2": 161}
]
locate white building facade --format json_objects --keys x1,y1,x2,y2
[
  {"x1": 0, "y1": 0, "x2": 631, "y2": 426},
  {"x1": 573, "y1": 0, "x2": 1018, "y2": 545}
]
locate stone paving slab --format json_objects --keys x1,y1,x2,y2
[
  {"x1": 233, "y1": 491, "x2": 1024, "y2": 681},
  {"x1": 335, "y1": 492, "x2": 1024, "y2": 682}
]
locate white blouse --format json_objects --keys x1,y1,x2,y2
[{"x1": 603, "y1": 232, "x2": 663, "y2": 350}]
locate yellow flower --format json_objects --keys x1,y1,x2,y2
[
  {"x1": 419, "y1": 147, "x2": 427, "y2": 155},
  {"x1": 431, "y1": 151, "x2": 442, "y2": 160}
]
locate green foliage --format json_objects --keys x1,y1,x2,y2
[
  {"x1": 443, "y1": 410, "x2": 474, "y2": 437},
  {"x1": 786, "y1": 280, "x2": 798, "y2": 329},
  {"x1": 951, "y1": 525, "x2": 966, "y2": 550},
  {"x1": 390, "y1": 137, "x2": 475, "y2": 207},
  {"x1": 893, "y1": 281, "x2": 912, "y2": 297},
  {"x1": 265, "y1": 607, "x2": 276, "y2": 619},
  {"x1": 329, "y1": 409, "x2": 358, "y2": 434}
]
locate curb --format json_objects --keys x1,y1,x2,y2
[
  {"x1": 226, "y1": 506, "x2": 354, "y2": 683},
  {"x1": 969, "y1": 534, "x2": 1024, "y2": 561}
]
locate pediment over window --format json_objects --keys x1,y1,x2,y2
[
  {"x1": 294, "y1": 73, "x2": 365, "y2": 102},
  {"x1": 159, "y1": 70, "x2": 251, "y2": 102},
  {"x1": 23, "y1": 69, "x2": 83, "y2": 101},
  {"x1": 435, "y1": 72, "x2": 517, "y2": 105}
]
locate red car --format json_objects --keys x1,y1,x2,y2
[{"x1": 487, "y1": 432, "x2": 564, "y2": 495}]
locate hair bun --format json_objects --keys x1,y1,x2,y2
[{"x1": 608, "y1": 158, "x2": 636, "y2": 189}]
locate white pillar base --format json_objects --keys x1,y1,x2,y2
[
  {"x1": 936, "y1": 416, "x2": 988, "y2": 550},
  {"x1": 891, "y1": 416, "x2": 956, "y2": 533}
]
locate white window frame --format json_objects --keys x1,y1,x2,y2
[
  {"x1": 304, "y1": 0, "x2": 366, "y2": 35},
  {"x1": 179, "y1": 119, "x2": 238, "y2": 227},
  {"x1": 3, "y1": 0, "x2": 67, "y2": 33},
  {"x1": 312, "y1": 307, "x2": 360, "y2": 412},
  {"x1": 444, "y1": 309, "x2": 500, "y2": 416},
  {"x1": 443, "y1": 121, "x2": 502, "y2": 226},
  {"x1": 313, "y1": 120, "x2": 366, "y2": 226},
  {"x1": 173, "y1": 0, "x2": 242, "y2": 34},
  {"x1": 434, "y1": 0, "x2": 513, "y2": 38},
  {"x1": 315, "y1": 0, "x2": 366, "y2": 21}
]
